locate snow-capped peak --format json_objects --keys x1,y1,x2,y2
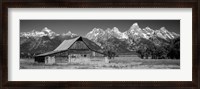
[
  {"x1": 112, "y1": 27, "x2": 120, "y2": 32},
  {"x1": 86, "y1": 27, "x2": 128, "y2": 40},
  {"x1": 145, "y1": 27, "x2": 153, "y2": 31},
  {"x1": 132, "y1": 23, "x2": 138, "y2": 26},
  {"x1": 93, "y1": 28, "x2": 104, "y2": 32},
  {"x1": 20, "y1": 27, "x2": 58, "y2": 39},
  {"x1": 42, "y1": 27, "x2": 51, "y2": 33},
  {"x1": 85, "y1": 28, "x2": 106, "y2": 46},
  {"x1": 143, "y1": 27, "x2": 154, "y2": 34},
  {"x1": 109, "y1": 27, "x2": 128, "y2": 39},
  {"x1": 145, "y1": 26, "x2": 151, "y2": 29},
  {"x1": 67, "y1": 31, "x2": 72, "y2": 33},
  {"x1": 159, "y1": 27, "x2": 169, "y2": 33},
  {"x1": 125, "y1": 22, "x2": 147, "y2": 39},
  {"x1": 85, "y1": 28, "x2": 105, "y2": 40},
  {"x1": 129, "y1": 23, "x2": 143, "y2": 33},
  {"x1": 62, "y1": 31, "x2": 77, "y2": 37},
  {"x1": 106, "y1": 27, "x2": 120, "y2": 33},
  {"x1": 90, "y1": 28, "x2": 105, "y2": 35},
  {"x1": 130, "y1": 23, "x2": 140, "y2": 30},
  {"x1": 154, "y1": 27, "x2": 176, "y2": 40}
]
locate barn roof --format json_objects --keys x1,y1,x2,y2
[
  {"x1": 35, "y1": 36, "x2": 104, "y2": 57},
  {"x1": 54, "y1": 37, "x2": 80, "y2": 51},
  {"x1": 35, "y1": 50, "x2": 60, "y2": 57}
]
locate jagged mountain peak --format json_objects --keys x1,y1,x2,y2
[
  {"x1": 62, "y1": 31, "x2": 77, "y2": 37},
  {"x1": 41, "y1": 27, "x2": 52, "y2": 33},
  {"x1": 154, "y1": 27, "x2": 176, "y2": 40},
  {"x1": 65, "y1": 31, "x2": 73, "y2": 35},
  {"x1": 144, "y1": 27, "x2": 153, "y2": 31},
  {"x1": 106, "y1": 27, "x2": 128, "y2": 39},
  {"x1": 129, "y1": 23, "x2": 142, "y2": 33},
  {"x1": 113, "y1": 27, "x2": 119, "y2": 31},
  {"x1": 86, "y1": 28, "x2": 105, "y2": 41},
  {"x1": 67, "y1": 31, "x2": 72, "y2": 33},
  {"x1": 89, "y1": 28, "x2": 105, "y2": 34},
  {"x1": 159, "y1": 27, "x2": 169, "y2": 33},
  {"x1": 20, "y1": 27, "x2": 59, "y2": 39},
  {"x1": 106, "y1": 27, "x2": 120, "y2": 33},
  {"x1": 92, "y1": 28, "x2": 104, "y2": 32},
  {"x1": 143, "y1": 27, "x2": 154, "y2": 33},
  {"x1": 130, "y1": 23, "x2": 140, "y2": 30},
  {"x1": 112, "y1": 27, "x2": 122, "y2": 34},
  {"x1": 132, "y1": 23, "x2": 139, "y2": 26},
  {"x1": 145, "y1": 26, "x2": 151, "y2": 29}
]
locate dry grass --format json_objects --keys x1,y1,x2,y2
[{"x1": 20, "y1": 57, "x2": 180, "y2": 69}]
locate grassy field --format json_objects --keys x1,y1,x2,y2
[{"x1": 20, "y1": 57, "x2": 180, "y2": 69}]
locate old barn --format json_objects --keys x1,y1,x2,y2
[{"x1": 34, "y1": 36, "x2": 106, "y2": 64}]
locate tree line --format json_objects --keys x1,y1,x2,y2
[
  {"x1": 136, "y1": 37, "x2": 180, "y2": 59},
  {"x1": 102, "y1": 37, "x2": 180, "y2": 60}
]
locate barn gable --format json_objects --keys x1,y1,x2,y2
[
  {"x1": 54, "y1": 37, "x2": 80, "y2": 51},
  {"x1": 69, "y1": 41, "x2": 89, "y2": 50}
]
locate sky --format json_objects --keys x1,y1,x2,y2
[{"x1": 20, "y1": 20, "x2": 180, "y2": 36}]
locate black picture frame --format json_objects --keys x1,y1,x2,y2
[{"x1": 1, "y1": 0, "x2": 199, "y2": 89}]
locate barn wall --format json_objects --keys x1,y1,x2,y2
[
  {"x1": 55, "y1": 57, "x2": 68, "y2": 63},
  {"x1": 45, "y1": 56, "x2": 55, "y2": 64},
  {"x1": 34, "y1": 51, "x2": 104, "y2": 64},
  {"x1": 91, "y1": 51, "x2": 104, "y2": 57}
]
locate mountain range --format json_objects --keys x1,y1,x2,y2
[{"x1": 20, "y1": 23, "x2": 180, "y2": 57}]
